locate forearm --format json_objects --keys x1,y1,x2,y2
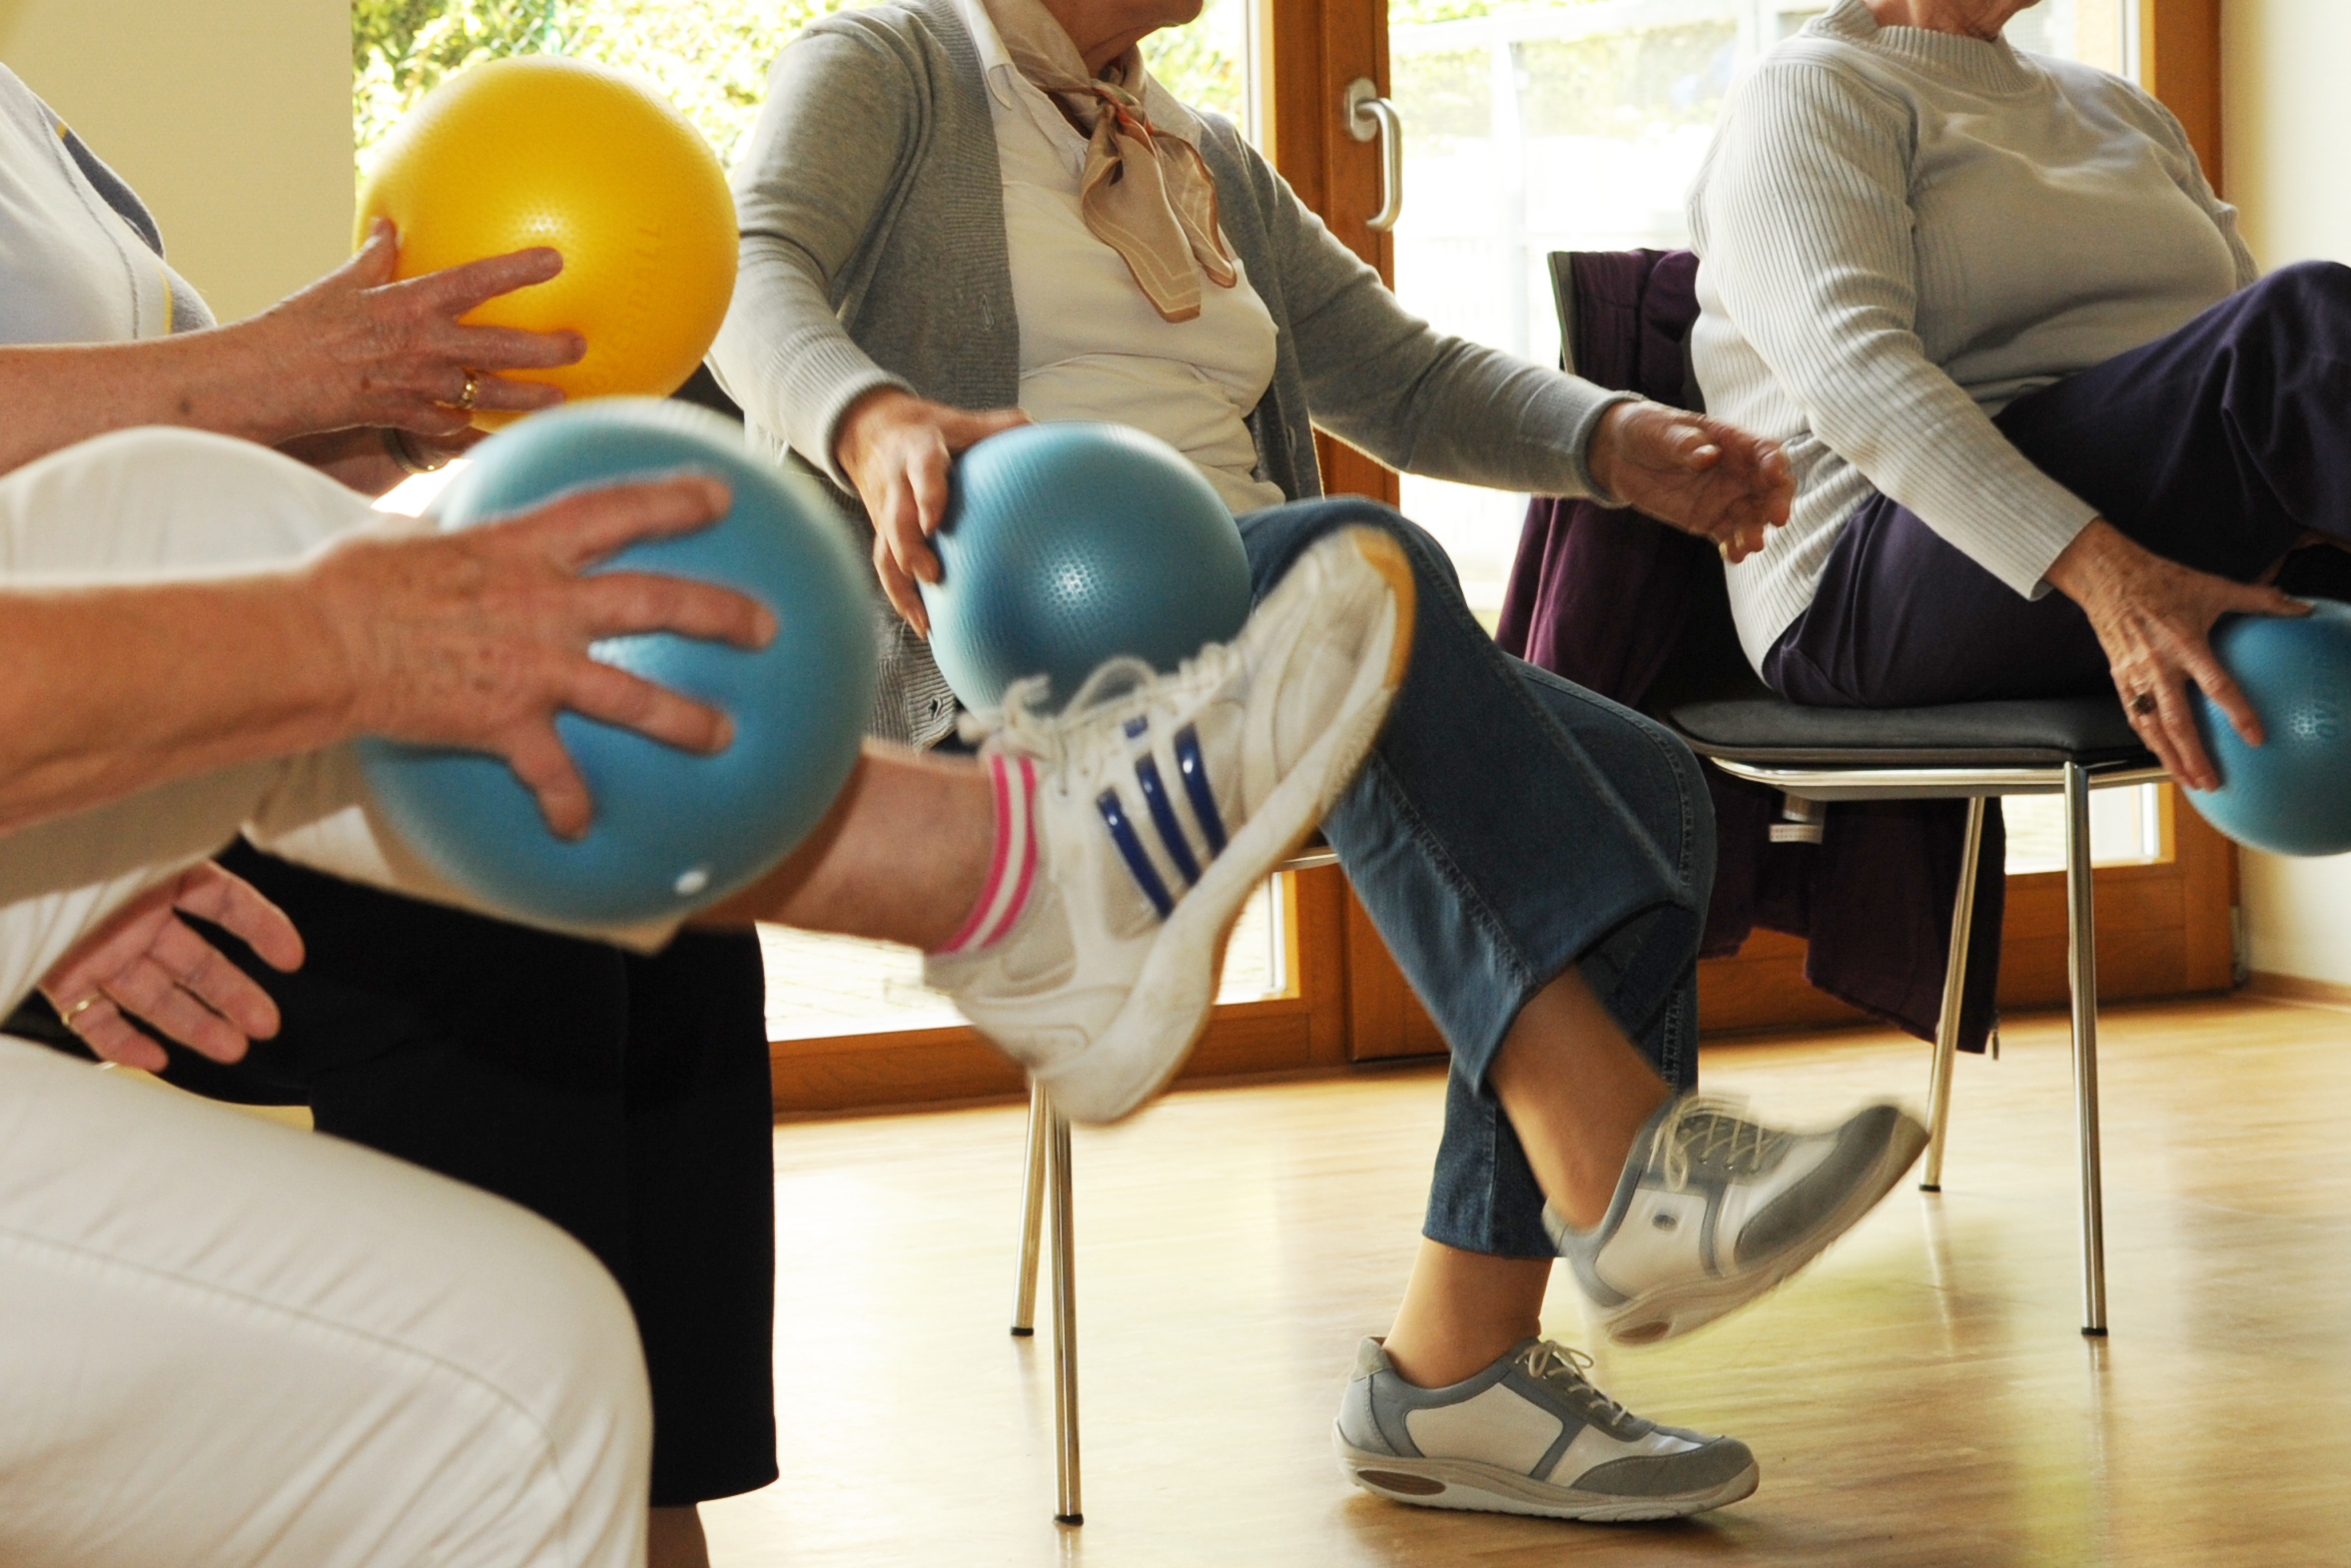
[
  {"x1": 0, "y1": 574, "x2": 352, "y2": 832},
  {"x1": 0, "y1": 328, "x2": 308, "y2": 477},
  {"x1": 1316, "y1": 331, "x2": 1628, "y2": 497},
  {"x1": 709, "y1": 234, "x2": 905, "y2": 489},
  {"x1": 714, "y1": 24, "x2": 924, "y2": 487}
]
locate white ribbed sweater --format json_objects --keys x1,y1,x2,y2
[{"x1": 1687, "y1": 0, "x2": 2257, "y2": 668}]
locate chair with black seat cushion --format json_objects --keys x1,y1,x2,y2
[{"x1": 1544, "y1": 249, "x2": 2162, "y2": 1336}]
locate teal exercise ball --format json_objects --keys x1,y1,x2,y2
[
  {"x1": 2186, "y1": 599, "x2": 2351, "y2": 857},
  {"x1": 921, "y1": 422, "x2": 1252, "y2": 710},
  {"x1": 359, "y1": 398, "x2": 876, "y2": 925}
]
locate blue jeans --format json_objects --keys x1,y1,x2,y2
[{"x1": 1240, "y1": 499, "x2": 1712, "y2": 1258}]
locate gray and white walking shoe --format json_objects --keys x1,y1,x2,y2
[
  {"x1": 1334, "y1": 1337, "x2": 1757, "y2": 1522},
  {"x1": 928, "y1": 525, "x2": 1414, "y2": 1125},
  {"x1": 1549, "y1": 1095, "x2": 1929, "y2": 1346}
]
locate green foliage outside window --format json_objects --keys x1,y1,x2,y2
[
  {"x1": 354, "y1": 0, "x2": 1249, "y2": 178},
  {"x1": 354, "y1": 0, "x2": 847, "y2": 173}
]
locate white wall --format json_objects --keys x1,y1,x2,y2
[
  {"x1": 2222, "y1": 0, "x2": 2351, "y2": 985},
  {"x1": 0, "y1": 0, "x2": 351, "y2": 322}
]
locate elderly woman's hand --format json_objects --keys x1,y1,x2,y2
[
  {"x1": 835, "y1": 389, "x2": 1032, "y2": 634},
  {"x1": 2044, "y1": 519, "x2": 2309, "y2": 790},
  {"x1": 309, "y1": 474, "x2": 777, "y2": 838},
  {"x1": 1587, "y1": 401, "x2": 1792, "y2": 562},
  {"x1": 40, "y1": 860, "x2": 303, "y2": 1071},
  {"x1": 240, "y1": 218, "x2": 586, "y2": 446}
]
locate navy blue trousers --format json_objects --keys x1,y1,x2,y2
[{"x1": 1766, "y1": 263, "x2": 2351, "y2": 704}]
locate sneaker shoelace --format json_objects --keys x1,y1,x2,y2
[
  {"x1": 1655, "y1": 1096, "x2": 1795, "y2": 1189},
  {"x1": 1515, "y1": 1340, "x2": 1639, "y2": 1434},
  {"x1": 959, "y1": 649, "x2": 1239, "y2": 783}
]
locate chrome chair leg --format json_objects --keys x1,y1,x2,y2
[
  {"x1": 1922, "y1": 795, "x2": 1987, "y2": 1191},
  {"x1": 2063, "y1": 762, "x2": 2110, "y2": 1336},
  {"x1": 1011, "y1": 1083, "x2": 1049, "y2": 1336},
  {"x1": 1048, "y1": 1108, "x2": 1084, "y2": 1524}
]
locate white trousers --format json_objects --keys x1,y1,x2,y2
[
  {"x1": 0, "y1": 429, "x2": 659, "y2": 1566},
  {"x1": 0, "y1": 1037, "x2": 650, "y2": 1568}
]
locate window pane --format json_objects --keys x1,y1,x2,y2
[
  {"x1": 1389, "y1": 2, "x2": 1740, "y2": 622},
  {"x1": 1146, "y1": 0, "x2": 1255, "y2": 138},
  {"x1": 2001, "y1": 784, "x2": 2166, "y2": 875}
]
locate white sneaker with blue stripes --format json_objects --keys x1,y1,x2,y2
[{"x1": 928, "y1": 525, "x2": 1415, "y2": 1125}]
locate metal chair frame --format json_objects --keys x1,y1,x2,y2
[
  {"x1": 1004, "y1": 845, "x2": 1339, "y2": 1525},
  {"x1": 1703, "y1": 756, "x2": 2167, "y2": 1340}
]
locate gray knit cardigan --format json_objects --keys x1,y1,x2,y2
[{"x1": 711, "y1": 0, "x2": 1624, "y2": 743}]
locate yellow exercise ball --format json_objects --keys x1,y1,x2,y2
[{"x1": 356, "y1": 56, "x2": 737, "y2": 427}]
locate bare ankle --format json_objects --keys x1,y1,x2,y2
[
  {"x1": 1487, "y1": 973, "x2": 1672, "y2": 1229},
  {"x1": 1382, "y1": 1326, "x2": 1530, "y2": 1389},
  {"x1": 1384, "y1": 1241, "x2": 1552, "y2": 1388}
]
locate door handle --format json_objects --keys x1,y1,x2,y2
[{"x1": 1343, "y1": 77, "x2": 1402, "y2": 233}]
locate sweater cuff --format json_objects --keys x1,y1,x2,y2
[{"x1": 2015, "y1": 506, "x2": 2102, "y2": 601}]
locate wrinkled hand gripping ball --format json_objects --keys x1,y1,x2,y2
[
  {"x1": 360, "y1": 400, "x2": 877, "y2": 926},
  {"x1": 921, "y1": 422, "x2": 1254, "y2": 711},
  {"x1": 2186, "y1": 599, "x2": 2351, "y2": 857},
  {"x1": 357, "y1": 56, "x2": 738, "y2": 426}
]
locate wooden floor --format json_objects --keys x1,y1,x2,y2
[{"x1": 702, "y1": 995, "x2": 2351, "y2": 1567}]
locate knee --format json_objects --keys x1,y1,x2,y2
[
  {"x1": 0, "y1": 426, "x2": 374, "y2": 577},
  {"x1": 2242, "y1": 260, "x2": 2351, "y2": 326},
  {"x1": 1591, "y1": 693, "x2": 1714, "y2": 894},
  {"x1": 450, "y1": 1210, "x2": 651, "y2": 1541},
  {"x1": 1245, "y1": 496, "x2": 1463, "y2": 596},
  {"x1": 472, "y1": 1205, "x2": 650, "y2": 1430},
  {"x1": 1630, "y1": 714, "x2": 1713, "y2": 885}
]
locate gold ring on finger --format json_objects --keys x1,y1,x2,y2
[
  {"x1": 59, "y1": 994, "x2": 104, "y2": 1024},
  {"x1": 455, "y1": 371, "x2": 479, "y2": 412}
]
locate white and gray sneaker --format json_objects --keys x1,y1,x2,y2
[
  {"x1": 1334, "y1": 1337, "x2": 1757, "y2": 1522},
  {"x1": 927, "y1": 525, "x2": 1415, "y2": 1125},
  {"x1": 1549, "y1": 1095, "x2": 1930, "y2": 1346}
]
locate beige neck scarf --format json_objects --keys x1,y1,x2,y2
[{"x1": 979, "y1": 0, "x2": 1238, "y2": 322}]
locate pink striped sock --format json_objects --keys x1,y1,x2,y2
[{"x1": 934, "y1": 754, "x2": 1040, "y2": 956}]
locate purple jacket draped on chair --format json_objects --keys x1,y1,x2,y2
[{"x1": 1498, "y1": 249, "x2": 2001, "y2": 1053}]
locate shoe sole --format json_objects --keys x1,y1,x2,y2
[
  {"x1": 1598, "y1": 1111, "x2": 1931, "y2": 1346},
  {"x1": 1037, "y1": 527, "x2": 1416, "y2": 1124},
  {"x1": 1333, "y1": 1429, "x2": 1758, "y2": 1522}
]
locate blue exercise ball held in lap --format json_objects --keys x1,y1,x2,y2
[
  {"x1": 920, "y1": 422, "x2": 1253, "y2": 711},
  {"x1": 359, "y1": 399, "x2": 876, "y2": 926},
  {"x1": 2185, "y1": 598, "x2": 2351, "y2": 857}
]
